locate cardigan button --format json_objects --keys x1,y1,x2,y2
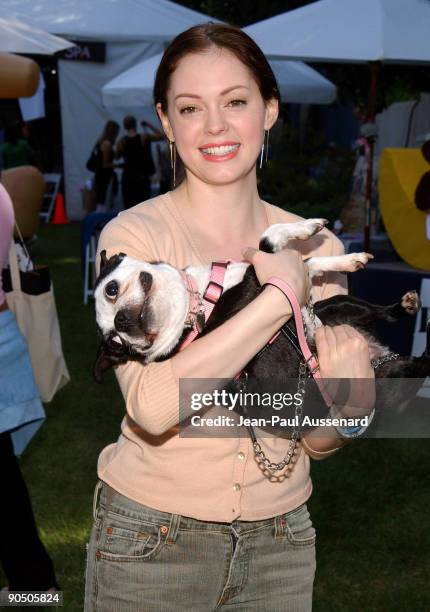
[{"x1": 233, "y1": 483, "x2": 241, "y2": 492}]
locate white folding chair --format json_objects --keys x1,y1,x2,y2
[
  {"x1": 82, "y1": 212, "x2": 117, "y2": 304},
  {"x1": 412, "y1": 279, "x2": 430, "y2": 357},
  {"x1": 412, "y1": 278, "x2": 430, "y2": 398},
  {"x1": 83, "y1": 233, "x2": 98, "y2": 305},
  {"x1": 40, "y1": 173, "x2": 61, "y2": 222}
]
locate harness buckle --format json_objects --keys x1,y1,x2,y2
[
  {"x1": 204, "y1": 281, "x2": 224, "y2": 304},
  {"x1": 305, "y1": 353, "x2": 320, "y2": 375}
]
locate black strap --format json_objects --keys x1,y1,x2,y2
[{"x1": 280, "y1": 325, "x2": 305, "y2": 360}]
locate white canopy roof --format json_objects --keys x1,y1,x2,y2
[
  {"x1": 102, "y1": 53, "x2": 336, "y2": 107},
  {"x1": 0, "y1": 16, "x2": 73, "y2": 54},
  {"x1": 271, "y1": 60, "x2": 336, "y2": 104},
  {"x1": 0, "y1": 0, "x2": 214, "y2": 42},
  {"x1": 245, "y1": 0, "x2": 430, "y2": 64}
]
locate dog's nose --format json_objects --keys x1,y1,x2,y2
[{"x1": 114, "y1": 310, "x2": 132, "y2": 332}]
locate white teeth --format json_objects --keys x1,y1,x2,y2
[{"x1": 201, "y1": 144, "x2": 240, "y2": 155}]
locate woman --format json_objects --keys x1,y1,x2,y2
[
  {"x1": 92, "y1": 120, "x2": 119, "y2": 211},
  {"x1": 115, "y1": 115, "x2": 164, "y2": 209},
  {"x1": 0, "y1": 183, "x2": 58, "y2": 593},
  {"x1": 85, "y1": 24, "x2": 374, "y2": 611}
]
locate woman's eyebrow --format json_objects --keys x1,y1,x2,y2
[{"x1": 174, "y1": 85, "x2": 249, "y2": 101}]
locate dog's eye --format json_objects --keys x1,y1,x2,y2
[{"x1": 105, "y1": 280, "x2": 119, "y2": 299}]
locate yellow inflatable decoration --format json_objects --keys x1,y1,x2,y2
[
  {"x1": 379, "y1": 148, "x2": 430, "y2": 271},
  {"x1": 0, "y1": 52, "x2": 39, "y2": 98}
]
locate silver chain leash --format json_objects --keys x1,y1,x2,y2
[{"x1": 241, "y1": 360, "x2": 308, "y2": 483}]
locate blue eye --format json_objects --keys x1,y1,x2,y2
[{"x1": 105, "y1": 280, "x2": 119, "y2": 298}]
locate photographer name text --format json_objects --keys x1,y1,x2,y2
[{"x1": 190, "y1": 415, "x2": 371, "y2": 428}]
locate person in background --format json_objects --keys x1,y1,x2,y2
[
  {"x1": 156, "y1": 140, "x2": 172, "y2": 194},
  {"x1": 115, "y1": 115, "x2": 164, "y2": 209},
  {"x1": 92, "y1": 120, "x2": 119, "y2": 213},
  {"x1": 0, "y1": 183, "x2": 58, "y2": 594},
  {"x1": 0, "y1": 123, "x2": 38, "y2": 170}
]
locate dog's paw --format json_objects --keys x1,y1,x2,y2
[
  {"x1": 259, "y1": 219, "x2": 328, "y2": 252},
  {"x1": 293, "y1": 218, "x2": 328, "y2": 240},
  {"x1": 343, "y1": 252, "x2": 374, "y2": 272},
  {"x1": 401, "y1": 290, "x2": 421, "y2": 314}
]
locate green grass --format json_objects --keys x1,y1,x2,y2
[{"x1": 2, "y1": 223, "x2": 429, "y2": 611}]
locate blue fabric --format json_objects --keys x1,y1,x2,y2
[{"x1": 0, "y1": 310, "x2": 45, "y2": 455}]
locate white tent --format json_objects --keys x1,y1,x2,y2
[
  {"x1": 244, "y1": 0, "x2": 430, "y2": 64},
  {"x1": 0, "y1": 0, "x2": 215, "y2": 219},
  {"x1": 0, "y1": 17, "x2": 73, "y2": 54},
  {"x1": 102, "y1": 53, "x2": 336, "y2": 108},
  {"x1": 270, "y1": 60, "x2": 336, "y2": 105},
  {"x1": 0, "y1": 0, "x2": 214, "y2": 42},
  {"x1": 245, "y1": 0, "x2": 430, "y2": 249}
]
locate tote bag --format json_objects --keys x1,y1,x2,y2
[{"x1": 5, "y1": 240, "x2": 70, "y2": 402}]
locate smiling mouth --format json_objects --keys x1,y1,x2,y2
[{"x1": 199, "y1": 144, "x2": 240, "y2": 156}]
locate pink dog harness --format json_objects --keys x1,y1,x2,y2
[
  {"x1": 179, "y1": 261, "x2": 229, "y2": 350},
  {"x1": 178, "y1": 263, "x2": 332, "y2": 406}
]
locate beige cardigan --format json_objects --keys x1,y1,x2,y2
[{"x1": 96, "y1": 192, "x2": 347, "y2": 522}]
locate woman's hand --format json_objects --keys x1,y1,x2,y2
[
  {"x1": 242, "y1": 247, "x2": 311, "y2": 307},
  {"x1": 315, "y1": 324, "x2": 375, "y2": 416}
]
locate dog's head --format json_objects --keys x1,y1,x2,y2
[{"x1": 93, "y1": 250, "x2": 189, "y2": 382}]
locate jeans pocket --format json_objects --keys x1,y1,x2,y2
[
  {"x1": 97, "y1": 511, "x2": 165, "y2": 562},
  {"x1": 284, "y1": 505, "x2": 316, "y2": 548}
]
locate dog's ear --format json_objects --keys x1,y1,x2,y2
[
  {"x1": 95, "y1": 251, "x2": 127, "y2": 290},
  {"x1": 93, "y1": 337, "x2": 130, "y2": 384},
  {"x1": 93, "y1": 350, "x2": 113, "y2": 384},
  {"x1": 100, "y1": 250, "x2": 109, "y2": 271}
]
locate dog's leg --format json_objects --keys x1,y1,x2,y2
[
  {"x1": 306, "y1": 253, "x2": 374, "y2": 277},
  {"x1": 185, "y1": 262, "x2": 250, "y2": 296},
  {"x1": 314, "y1": 292, "x2": 421, "y2": 328},
  {"x1": 259, "y1": 219, "x2": 328, "y2": 252}
]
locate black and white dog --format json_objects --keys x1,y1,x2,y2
[{"x1": 93, "y1": 219, "x2": 429, "y2": 399}]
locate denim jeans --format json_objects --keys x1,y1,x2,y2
[{"x1": 85, "y1": 481, "x2": 316, "y2": 612}]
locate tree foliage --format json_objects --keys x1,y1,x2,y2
[{"x1": 176, "y1": 0, "x2": 316, "y2": 26}]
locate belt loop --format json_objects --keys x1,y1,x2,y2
[
  {"x1": 104, "y1": 483, "x2": 115, "y2": 510},
  {"x1": 165, "y1": 514, "x2": 181, "y2": 545},
  {"x1": 92, "y1": 480, "x2": 103, "y2": 521},
  {"x1": 274, "y1": 514, "x2": 285, "y2": 540}
]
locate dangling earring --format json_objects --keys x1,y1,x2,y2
[
  {"x1": 259, "y1": 129, "x2": 270, "y2": 169},
  {"x1": 169, "y1": 140, "x2": 176, "y2": 187}
]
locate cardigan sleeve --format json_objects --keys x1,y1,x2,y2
[{"x1": 96, "y1": 214, "x2": 182, "y2": 436}]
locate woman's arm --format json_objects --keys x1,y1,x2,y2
[
  {"x1": 97, "y1": 221, "x2": 309, "y2": 436},
  {"x1": 100, "y1": 140, "x2": 114, "y2": 169},
  {"x1": 246, "y1": 239, "x2": 373, "y2": 460},
  {"x1": 141, "y1": 120, "x2": 164, "y2": 143},
  {"x1": 301, "y1": 324, "x2": 375, "y2": 458},
  {"x1": 114, "y1": 137, "x2": 124, "y2": 160}
]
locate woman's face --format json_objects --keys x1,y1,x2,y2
[{"x1": 157, "y1": 47, "x2": 278, "y2": 186}]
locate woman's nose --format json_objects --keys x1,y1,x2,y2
[{"x1": 204, "y1": 106, "x2": 227, "y2": 135}]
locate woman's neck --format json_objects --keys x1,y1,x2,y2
[{"x1": 173, "y1": 171, "x2": 264, "y2": 237}]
